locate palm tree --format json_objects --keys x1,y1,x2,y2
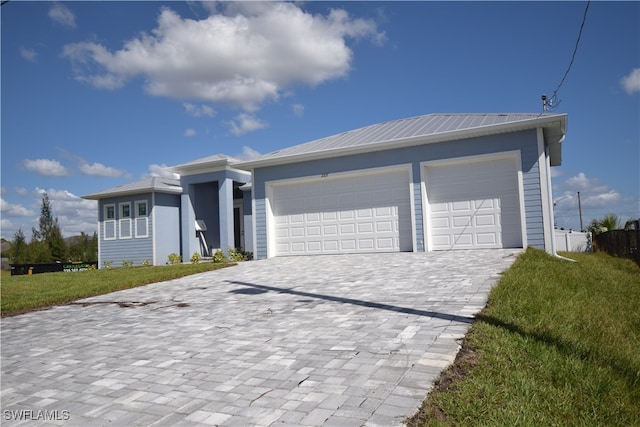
[{"x1": 587, "y1": 213, "x2": 622, "y2": 234}]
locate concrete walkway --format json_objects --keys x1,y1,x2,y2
[{"x1": 1, "y1": 250, "x2": 520, "y2": 426}]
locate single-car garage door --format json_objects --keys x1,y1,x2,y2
[
  {"x1": 269, "y1": 169, "x2": 412, "y2": 256},
  {"x1": 425, "y1": 156, "x2": 523, "y2": 250}
]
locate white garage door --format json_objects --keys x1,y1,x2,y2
[
  {"x1": 270, "y1": 170, "x2": 412, "y2": 256},
  {"x1": 425, "y1": 157, "x2": 522, "y2": 250}
]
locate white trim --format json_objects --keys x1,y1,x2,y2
[
  {"x1": 537, "y1": 128, "x2": 555, "y2": 254},
  {"x1": 174, "y1": 165, "x2": 253, "y2": 178},
  {"x1": 151, "y1": 192, "x2": 156, "y2": 265},
  {"x1": 135, "y1": 200, "x2": 149, "y2": 238},
  {"x1": 118, "y1": 202, "x2": 132, "y2": 239},
  {"x1": 97, "y1": 220, "x2": 102, "y2": 266},
  {"x1": 264, "y1": 164, "x2": 414, "y2": 258},
  {"x1": 104, "y1": 204, "x2": 116, "y2": 241},
  {"x1": 420, "y1": 151, "x2": 525, "y2": 251}
]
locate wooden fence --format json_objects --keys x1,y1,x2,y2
[{"x1": 592, "y1": 220, "x2": 639, "y2": 265}]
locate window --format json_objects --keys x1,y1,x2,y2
[
  {"x1": 104, "y1": 204, "x2": 116, "y2": 240},
  {"x1": 135, "y1": 200, "x2": 148, "y2": 238},
  {"x1": 119, "y1": 202, "x2": 132, "y2": 239}
]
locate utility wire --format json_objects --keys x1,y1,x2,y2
[{"x1": 543, "y1": 0, "x2": 591, "y2": 112}]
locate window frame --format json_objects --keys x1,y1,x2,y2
[
  {"x1": 119, "y1": 202, "x2": 132, "y2": 239},
  {"x1": 104, "y1": 204, "x2": 116, "y2": 240},
  {"x1": 135, "y1": 200, "x2": 149, "y2": 238}
]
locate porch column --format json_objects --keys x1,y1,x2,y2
[
  {"x1": 181, "y1": 191, "x2": 197, "y2": 262},
  {"x1": 218, "y1": 178, "x2": 234, "y2": 253}
]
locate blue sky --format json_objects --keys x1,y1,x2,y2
[{"x1": 2, "y1": 1, "x2": 638, "y2": 240}]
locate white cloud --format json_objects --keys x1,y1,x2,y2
[
  {"x1": 227, "y1": 113, "x2": 268, "y2": 136},
  {"x1": 184, "y1": 128, "x2": 197, "y2": 137},
  {"x1": 15, "y1": 187, "x2": 28, "y2": 196},
  {"x1": 183, "y1": 102, "x2": 216, "y2": 117},
  {"x1": 0, "y1": 197, "x2": 36, "y2": 217},
  {"x1": 62, "y1": 3, "x2": 383, "y2": 112},
  {"x1": 49, "y1": 3, "x2": 76, "y2": 28},
  {"x1": 20, "y1": 46, "x2": 38, "y2": 62},
  {"x1": 236, "y1": 146, "x2": 261, "y2": 160},
  {"x1": 22, "y1": 159, "x2": 69, "y2": 177},
  {"x1": 621, "y1": 68, "x2": 640, "y2": 95},
  {"x1": 292, "y1": 103, "x2": 305, "y2": 117},
  {"x1": 148, "y1": 164, "x2": 180, "y2": 179},
  {"x1": 79, "y1": 161, "x2": 128, "y2": 178}
]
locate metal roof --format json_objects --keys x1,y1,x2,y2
[
  {"x1": 237, "y1": 113, "x2": 567, "y2": 169},
  {"x1": 83, "y1": 177, "x2": 182, "y2": 200}
]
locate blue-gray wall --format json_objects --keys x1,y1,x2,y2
[
  {"x1": 251, "y1": 130, "x2": 544, "y2": 259},
  {"x1": 154, "y1": 193, "x2": 181, "y2": 265},
  {"x1": 98, "y1": 194, "x2": 153, "y2": 267}
]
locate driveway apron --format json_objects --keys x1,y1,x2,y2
[{"x1": 1, "y1": 250, "x2": 520, "y2": 426}]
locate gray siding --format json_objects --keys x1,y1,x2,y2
[
  {"x1": 154, "y1": 193, "x2": 181, "y2": 265},
  {"x1": 252, "y1": 130, "x2": 543, "y2": 259},
  {"x1": 98, "y1": 194, "x2": 153, "y2": 267}
]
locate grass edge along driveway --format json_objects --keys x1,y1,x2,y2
[
  {"x1": 0, "y1": 263, "x2": 233, "y2": 317},
  {"x1": 407, "y1": 248, "x2": 640, "y2": 426}
]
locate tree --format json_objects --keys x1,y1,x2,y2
[
  {"x1": 31, "y1": 192, "x2": 67, "y2": 261},
  {"x1": 10, "y1": 229, "x2": 28, "y2": 264},
  {"x1": 587, "y1": 213, "x2": 623, "y2": 235},
  {"x1": 67, "y1": 232, "x2": 98, "y2": 261}
]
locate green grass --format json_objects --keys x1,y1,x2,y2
[
  {"x1": 1, "y1": 263, "x2": 233, "y2": 316},
  {"x1": 408, "y1": 248, "x2": 640, "y2": 426}
]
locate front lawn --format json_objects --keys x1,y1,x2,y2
[
  {"x1": 1, "y1": 263, "x2": 233, "y2": 317},
  {"x1": 408, "y1": 248, "x2": 640, "y2": 426}
]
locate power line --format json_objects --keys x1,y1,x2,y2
[{"x1": 542, "y1": 0, "x2": 591, "y2": 112}]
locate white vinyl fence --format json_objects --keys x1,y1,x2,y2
[{"x1": 555, "y1": 230, "x2": 592, "y2": 252}]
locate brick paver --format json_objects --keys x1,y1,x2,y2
[{"x1": 1, "y1": 250, "x2": 520, "y2": 426}]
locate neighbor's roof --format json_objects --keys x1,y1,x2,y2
[
  {"x1": 237, "y1": 113, "x2": 567, "y2": 169},
  {"x1": 169, "y1": 154, "x2": 241, "y2": 175},
  {"x1": 83, "y1": 177, "x2": 182, "y2": 200}
]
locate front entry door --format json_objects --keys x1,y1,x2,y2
[{"x1": 233, "y1": 200, "x2": 244, "y2": 250}]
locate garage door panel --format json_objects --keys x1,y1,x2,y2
[
  {"x1": 475, "y1": 214, "x2": 496, "y2": 226},
  {"x1": 271, "y1": 170, "x2": 412, "y2": 256},
  {"x1": 426, "y1": 157, "x2": 522, "y2": 250},
  {"x1": 477, "y1": 233, "x2": 497, "y2": 245}
]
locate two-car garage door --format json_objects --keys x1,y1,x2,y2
[
  {"x1": 269, "y1": 169, "x2": 413, "y2": 256},
  {"x1": 266, "y1": 155, "x2": 523, "y2": 256}
]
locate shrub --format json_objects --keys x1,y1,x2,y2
[
  {"x1": 122, "y1": 260, "x2": 134, "y2": 268},
  {"x1": 142, "y1": 260, "x2": 150, "y2": 267},
  {"x1": 190, "y1": 252, "x2": 201, "y2": 264},
  {"x1": 228, "y1": 247, "x2": 252, "y2": 261},
  {"x1": 103, "y1": 261, "x2": 113, "y2": 270},
  {"x1": 213, "y1": 249, "x2": 228, "y2": 263},
  {"x1": 167, "y1": 253, "x2": 182, "y2": 265}
]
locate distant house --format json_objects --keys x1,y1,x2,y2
[{"x1": 83, "y1": 113, "x2": 567, "y2": 265}]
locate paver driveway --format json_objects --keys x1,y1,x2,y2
[{"x1": 1, "y1": 250, "x2": 520, "y2": 426}]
